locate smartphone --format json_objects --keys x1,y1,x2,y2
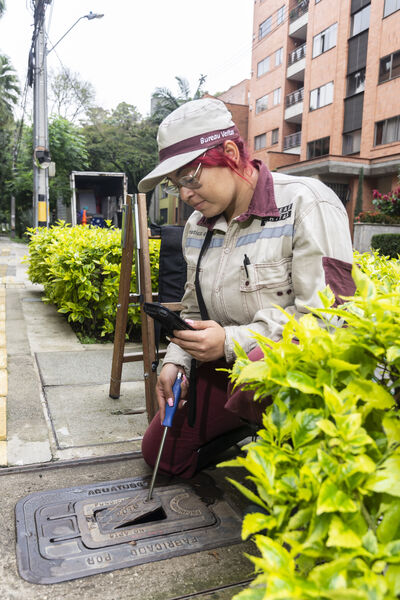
[{"x1": 143, "y1": 302, "x2": 195, "y2": 336}]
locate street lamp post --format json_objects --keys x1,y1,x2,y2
[
  {"x1": 32, "y1": 2, "x2": 104, "y2": 228},
  {"x1": 47, "y1": 12, "x2": 104, "y2": 55}
]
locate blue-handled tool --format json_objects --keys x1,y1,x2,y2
[
  {"x1": 96, "y1": 372, "x2": 183, "y2": 531},
  {"x1": 146, "y1": 371, "x2": 183, "y2": 501}
]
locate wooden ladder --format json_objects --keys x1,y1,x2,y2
[{"x1": 109, "y1": 194, "x2": 182, "y2": 423}]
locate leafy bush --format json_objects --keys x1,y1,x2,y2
[
  {"x1": 373, "y1": 188, "x2": 400, "y2": 217},
  {"x1": 25, "y1": 223, "x2": 160, "y2": 339},
  {"x1": 355, "y1": 211, "x2": 400, "y2": 225},
  {"x1": 223, "y1": 253, "x2": 400, "y2": 599},
  {"x1": 356, "y1": 188, "x2": 400, "y2": 224},
  {"x1": 354, "y1": 250, "x2": 400, "y2": 288},
  {"x1": 371, "y1": 234, "x2": 400, "y2": 260}
]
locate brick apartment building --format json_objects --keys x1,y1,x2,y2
[
  {"x1": 151, "y1": 0, "x2": 399, "y2": 227},
  {"x1": 248, "y1": 0, "x2": 400, "y2": 228}
]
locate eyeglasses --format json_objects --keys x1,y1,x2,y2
[{"x1": 164, "y1": 162, "x2": 203, "y2": 197}]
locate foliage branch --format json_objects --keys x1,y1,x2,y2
[
  {"x1": 372, "y1": 188, "x2": 400, "y2": 217},
  {"x1": 222, "y1": 252, "x2": 400, "y2": 599},
  {"x1": 356, "y1": 186, "x2": 400, "y2": 225}
]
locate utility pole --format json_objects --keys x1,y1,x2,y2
[
  {"x1": 29, "y1": 3, "x2": 102, "y2": 229},
  {"x1": 32, "y1": 0, "x2": 51, "y2": 228}
]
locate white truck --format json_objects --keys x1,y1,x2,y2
[{"x1": 69, "y1": 171, "x2": 127, "y2": 227}]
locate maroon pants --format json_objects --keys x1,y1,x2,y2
[{"x1": 141, "y1": 347, "x2": 269, "y2": 479}]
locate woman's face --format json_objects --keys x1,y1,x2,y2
[{"x1": 169, "y1": 163, "x2": 238, "y2": 220}]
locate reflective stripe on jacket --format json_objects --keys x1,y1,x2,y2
[{"x1": 163, "y1": 162, "x2": 355, "y2": 374}]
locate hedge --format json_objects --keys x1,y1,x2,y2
[
  {"x1": 25, "y1": 222, "x2": 160, "y2": 340},
  {"x1": 223, "y1": 251, "x2": 400, "y2": 599},
  {"x1": 371, "y1": 233, "x2": 400, "y2": 260}
]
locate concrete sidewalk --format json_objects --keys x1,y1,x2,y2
[
  {"x1": 0, "y1": 236, "x2": 255, "y2": 600},
  {"x1": 2, "y1": 236, "x2": 150, "y2": 467}
]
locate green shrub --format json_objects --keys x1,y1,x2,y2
[
  {"x1": 371, "y1": 233, "x2": 400, "y2": 260},
  {"x1": 223, "y1": 253, "x2": 400, "y2": 599},
  {"x1": 356, "y1": 211, "x2": 400, "y2": 225},
  {"x1": 25, "y1": 222, "x2": 160, "y2": 339}
]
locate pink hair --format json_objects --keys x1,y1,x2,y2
[{"x1": 185, "y1": 137, "x2": 252, "y2": 180}]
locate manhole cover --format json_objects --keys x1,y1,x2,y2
[{"x1": 15, "y1": 475, "x2": 242, "y2": 584}]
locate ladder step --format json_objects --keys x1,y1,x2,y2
[{"x1": 123, "y1": 350, "x2": 167, "y2": 363}]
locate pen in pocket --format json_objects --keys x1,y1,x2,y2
[{"x1": 243, "y1": 254, "x2": 251, "y2": 278}]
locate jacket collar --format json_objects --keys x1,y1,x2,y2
[{"x1": 197, "y1": 160, "x2": 279, "y2": 230}]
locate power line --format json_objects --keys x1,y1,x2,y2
[
  {"x1": 45, "y1": 41, "x2": 94, "y2": 121},
  {"x1": 46, "y1": 0, "x2": 54, "y2": 38},
  {"x1": 202, "y1": 4, "x2": 298, "y2": 89}
]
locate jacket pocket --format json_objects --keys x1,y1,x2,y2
[{"x1": 240, "y1": 258, "x2": 293, "y2": 320}]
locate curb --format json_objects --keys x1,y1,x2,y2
[{"x1": 0, "y1": 281, "x2": 6, "y2": 465}]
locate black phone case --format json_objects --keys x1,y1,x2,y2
[{"x1": 143, "y1": 303, "x2": 195, "y2": 335}]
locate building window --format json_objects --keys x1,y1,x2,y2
[
  {"x1": 259, "y1": 16, "x2": 272, "y2": 40},
  {"x1": 275, "y1": 47, "x2": 283, "y2": 66},
  {"x1": 271, "y1": 129, "x2": 279, "y2": 145},
  {"x1": 323, "y1": 182, "x2": 350, "y2": 205},
  {"x1": 256, "y1": 94, "x2": 268, "y2": 114},
  {"x1": 307, "y1": 136, "x2": 330, "y2": 159},
  {"x1": 384, "y1": 0, "x2": 400, "y2": 17},
  {"x1": 313, "y1": 23, "x2": 337, "y2": 58},
  {"x1": 254, "y1": 133, "x2": 267, "y2": 150},
  {"x1": 351, "y1": 4, "x2": 370, "y2": 37},
  {"x1": 375, "y1": 115, "x2": 400, "y2": 145},
  {"x1": 342, "y1": 130, "x2": 361, "y2": 154},
  {"x1": 159, "y1": 208, "x2": 168, "y2": 224},
  {"x1": 257, "y1": 55, "x2": 270, "y2": 77},
  {"x1": 347, "y1": 30, "x2": 368, "y2": 74},
  {"x1": 346, "y1": 69, "x2": 366, "y2": 95},
  {"x1": 273, "y1": 87, "x2": 281, "y2": 105},
  {"x1": 379, "y1": 50, "x2": 400, "y2": 83},
  {"x1": 277, "y1": 5, "x2": 285, "y2": 25},
  {"x1": 343, "y1": 94, "x2": 364, "y2": 132},
  {"x1": 309, "y1": 81, "x2": 334, "y2": 110}
]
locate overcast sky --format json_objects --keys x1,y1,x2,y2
[{"x1": 0, "y1": 0, "x2": 254, "y2": 119}]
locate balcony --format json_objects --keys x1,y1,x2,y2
[
  {"x1": 289, "y1": 0, "x2": 309, "y2": 40},
  {"x1": 287, "y1": 42, "x2": 306, "y2": 81},
  {"x1": 284, "y1": 131, "x2": 302, "y2": 154},
  {"x1": 285, "y1": 88, "x2": 304, "y2": 123}
]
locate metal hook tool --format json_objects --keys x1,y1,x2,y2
[
  {"x1": 147, "y1": 371, "x2": 183, "y2": 501},
  {"x1": 96, "y1": 372, "x2": 183, "y2": 532}
]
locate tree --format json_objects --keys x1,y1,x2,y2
[
  {"x1": 151, "y1": 74, "x2": 207, "y2": 122},
  {"x1": 0, "y1": 55, "x2": 19, "y2": 224},
  {"x1": 354, "y1": 167, "x2": 364, "y2": 218},
  {"x1": 11, "y1": 117, "x2": 90, "y2": 234},
  {"x1": 48, "y1": 116, "x2": 89, "y2": 209},
  {"x1": 0, "y1": 0, "x2": 5, "y2": 18},
  {"x1": 0, "y1": 55, "x2": 19, "y2": 114},
  {"x1": 81, "y1": 103, "x2": 158, "y2": 195},
  {"x1": 10, "y1": 123, "x2": 34, "y2": 236},
  {"x1": 49, "y1": 68, "x2": 95, "y2": 123}
]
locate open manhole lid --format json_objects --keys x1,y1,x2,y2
[{"x1": 15, "y1": 475, "x2": 243, "y2": 584}]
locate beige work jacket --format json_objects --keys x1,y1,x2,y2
[{"x1": 164, "y1": 161, "x2": 354, "y2": 375}]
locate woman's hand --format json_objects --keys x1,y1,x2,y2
[
  {"x1": 170, "y1": 320, "x2": 226, "y2": 362},
  {"x1": 155, "y1": 363, "x2": 189, "y2": 423}
]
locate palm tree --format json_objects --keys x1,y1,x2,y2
[
  {"x1": 0, "y1": 55, "x2": 19, "y2": 115},
  {"x1": 151, "y1": 74, "x2": 207, "y2": 122}
]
